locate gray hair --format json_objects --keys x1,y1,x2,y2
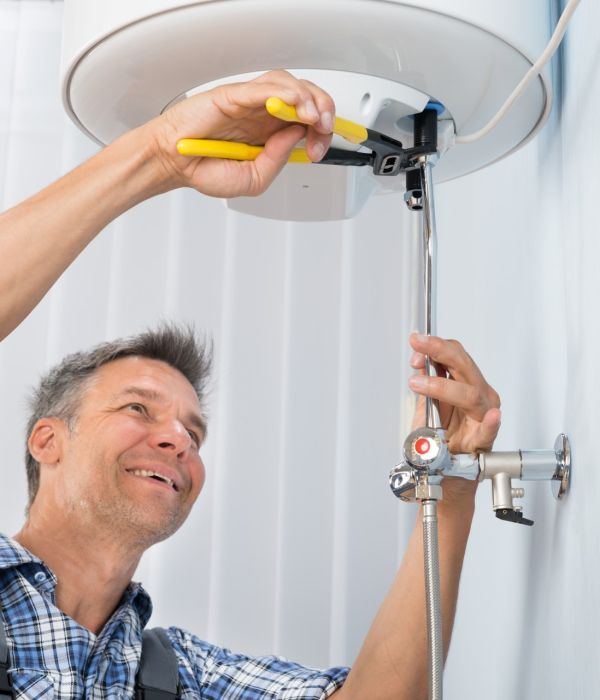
[{"x1": 25, "y1": 323, "x2": 212, "y2": 507}]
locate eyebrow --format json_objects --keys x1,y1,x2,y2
[{"x1": 112, "y1": 386, "x2": 207, "y2": 442}]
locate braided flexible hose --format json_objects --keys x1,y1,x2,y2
[{"x1": 423, "y1": 500, "x2": 443, "y2": 700}]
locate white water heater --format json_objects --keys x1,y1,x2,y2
[{"x1": 61, "y1": 1, "x2": 553, "y2": 220}]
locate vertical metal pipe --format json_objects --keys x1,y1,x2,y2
[
  {"x1": 419, "y1": 156, "x2": 441, "y2": 430},
  {"x1": 422, "y1": 500, "x2": 443, "y2": 700},
  {"x1": 418, "y1": 154, "x2": 444, "y2": 700}
]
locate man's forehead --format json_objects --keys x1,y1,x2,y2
[
  {"x1": 94, "y1": 357, "x2": 201, "y2": 408},
  {"x1": 92, "y1": 357, "x2": 207, "y2": 436}
]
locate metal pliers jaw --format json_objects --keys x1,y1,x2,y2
[{"x1": 316, "y1": 105, "x2": 442, "y2": 176}]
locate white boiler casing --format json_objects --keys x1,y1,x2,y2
[{"x1": 62, "y1": 1, "x2": 553, "y2": 220}]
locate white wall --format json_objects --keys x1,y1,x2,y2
[{"x1": 0, "y1": 1, "x2": 596, "y2": 697}]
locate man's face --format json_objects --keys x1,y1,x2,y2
[{"x1": 45, "y1": 356, "x2": 206, "y2": 546}]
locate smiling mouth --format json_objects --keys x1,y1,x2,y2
[{"x1": 128, "y1": 469, "x2": 178, "y2": 492}]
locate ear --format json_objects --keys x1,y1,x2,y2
[{"x1": 27, "y1": 418, "x2": 67, "y2": 466}]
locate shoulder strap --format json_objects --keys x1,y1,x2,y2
[
  {"x1": 135, "y1": 628, "x2": 181, "y2": 700},
  {"x1": 0, "y1": 613, "x2": 14, "y2": 699}
]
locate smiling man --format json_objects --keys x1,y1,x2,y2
[
  {"x1": 21, "y1": 344, "x2": 209, "y2": 552},
  {"x1": 15, "y1": 330, "x2": 211, "y2": 633},
  {"x1": 0, "y1": 70, "x2": 500, "y2": 699}
]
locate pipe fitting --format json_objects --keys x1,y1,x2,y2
[
  {"x1": 491, "y1": 472, "x2": 514, "y2": 510},
  {"x1": 478, "y1": 450, "x2": 522, "y2": 481}
]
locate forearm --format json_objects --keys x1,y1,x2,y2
[
  {"x1": 0, "y1": 72, "x2": 337, "y2": 341},
  {"x1": 0, "y1": 121, "x2": 170, "y2": 340},
  {"x1": 337, "y1": 488, "x2": 476, "y2": 700}
]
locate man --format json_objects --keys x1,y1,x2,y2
[{"x1": 0, "y1": 71, "x2": 501, "y2": 698}]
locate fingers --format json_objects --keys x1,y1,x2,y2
[
  {"x1": 409, "y1": 332, "x2": 486, "y2": 386},
  {"x1": 297, "y1": 78, "x2": 335, "y2": 161},
  {"x1": 304, "y1": 129, "x2": 333, "y2": 162},
  {"x1": 446, "y1": 407, "x2": 502, "y2": 454},
  {"x1": 407, "y1": 334, "x2": 501, "y2": 454},
  {"x1": 250, "y1": 124, "x2": 307, "y2": 193},
  {"x1": 410, "y1": 350, "x2": 426, "y2": 370},
  {"x1": 176, "y1": 125, "x2": 306, "y2": 199},
  {"x1": 408, "y1": 373, "x2": 493, "y2": 421},
  {"x1": 410, "y1": 352, "x2": 447, "y2": 380},
  {"x1": 409, "y1": 386, "x2": 501, "y2": 451},
  {"x1": 165, "y1": 69, "x2": 336, "y2": 195},
  {"x1": 254, "y1": 71, "x2": 335, "y2": 130},
  {"x1": 253, "y1": 71, "x2": 334, "y2": 161}
]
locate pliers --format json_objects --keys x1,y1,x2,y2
[{"x1": 177, "y1": 97, "x2": 440, "y2": 177}]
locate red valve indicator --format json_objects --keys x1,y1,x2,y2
[
  {"x1": 415, "y1": 438, "x2": 432, "y2": 455},
  {"x1": 404, "y1": 428, "x2": 442, "y2": 467}
]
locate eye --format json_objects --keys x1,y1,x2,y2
[
  {"x1": 187, "y1": 429, "x2": 200, "y2": 448},
  {"x1": 126, "y1": 403, "x2": 147, "y2": 415}
]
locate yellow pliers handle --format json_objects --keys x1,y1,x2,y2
[
  {"x1": 176, "y1": 97, "x2": 369, "y2": 160},
  {"x1": 265, "y1": 97, "x2": 368, "y2": 145},
  {"x1": 176, "y1": 138, "x2": 311, "y2": 162}
]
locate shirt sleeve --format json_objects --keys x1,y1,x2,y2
[{"x1": 166, "y1": 627, "x2": 350, "y2": 699}]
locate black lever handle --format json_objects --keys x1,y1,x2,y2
[{"x1": 495, "y1": 508, "x2": 534, "y2": 526}]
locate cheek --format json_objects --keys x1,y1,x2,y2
[
  {"x1": 72, "y1": 419, "x2": 149, "y2": 477},
  {"x1": 189, "y1": 455, "x2": 206, "y2": 497},
  {"x1": 109, "y1": 418, "x2": 150, "y2": 448}
]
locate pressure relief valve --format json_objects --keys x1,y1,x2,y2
[{"x1": 389, "y1": 432, "x2": 572, "y2": 526}]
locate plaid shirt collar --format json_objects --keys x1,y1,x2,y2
[
  {"x1": 0, "y1": 534, "x2": 41, "y2": 568},
  {"x1": 0, "y1": 532, "x2": 153, "y2": 626}
]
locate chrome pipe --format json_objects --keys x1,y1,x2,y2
[
  {"x1": 422, "y1": 500, "x2": 443, "y2": 700},
  {"x1": 419, "y1": 157, "x2": 441, "y2": 430},
  {"x1": 521, "y1": 449, "x2": 560, "y2": 480},
  {"x1": 417, "y1": 155, "x2": 444, "y2": 699}
]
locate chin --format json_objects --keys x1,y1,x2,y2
[
  {"x1": 136, "y1": 511, "x2": 186, "y2": 546},
  {"x1": 104, "y1": 500, "x2": 188, "y2": 549}
]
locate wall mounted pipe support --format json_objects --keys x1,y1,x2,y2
[
  {"x1": 551, "y1": 433, "x2": 571, "y2": 499},
  {"x1": 477, "y1": 433, "x2": 572, "y2": 506}
]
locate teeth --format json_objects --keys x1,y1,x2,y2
[{"x1": 130, "y1": 469, "x2": 175, "y2": 489}]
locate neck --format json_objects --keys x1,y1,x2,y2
[{"x1": 13, "y1": 511, "x2": 143, "y2": 635}]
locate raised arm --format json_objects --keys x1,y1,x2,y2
[
  {"x1": 336, "y1": 333, "x2": 501, "y2": 700},
  {"x1": 0, "y1": 70, "x2": 334, "y2": 340}
]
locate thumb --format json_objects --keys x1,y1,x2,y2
[
  {"x1": 250, "y1": 125, "x2": 306, "y2": 193},
  {"x1": 474, "y1": 407, "x2": 502, "y2": 452}
]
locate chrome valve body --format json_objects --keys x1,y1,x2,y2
[{"x1": 390, "y1": 432, "x2": 572, "y2": 526}]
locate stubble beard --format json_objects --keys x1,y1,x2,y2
[{"x1": 69, "y1": 482, "x2": 186, "y2": 551}]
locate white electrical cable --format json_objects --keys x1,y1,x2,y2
[{"x1": 455, "y1": 0, "x2": 581, "y2": 145}]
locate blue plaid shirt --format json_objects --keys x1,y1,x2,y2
[{"x1": 0, "y1": 534, "x2": 349, "y2": 698}]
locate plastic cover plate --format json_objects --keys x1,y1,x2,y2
[{"x1": 63, "y1": 0, "x2": 550, "y2": 183}]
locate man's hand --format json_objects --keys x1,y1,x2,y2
[
  {"x1": 407, "y1": 333, "x2": 501, "y2": 505},
  {"x1": 336, "y1": 335, "x2": 501, "y2": 699},
  {"x1": 149, "y1": 70, "x2": 335, "y2": 197},
  {"x1": 408, "y1": 333, "x2": 501, "y2": 455}
]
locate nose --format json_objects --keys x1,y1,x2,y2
[{"x1": 149, "y1": 418, "x2": 193, "y2": 458}]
